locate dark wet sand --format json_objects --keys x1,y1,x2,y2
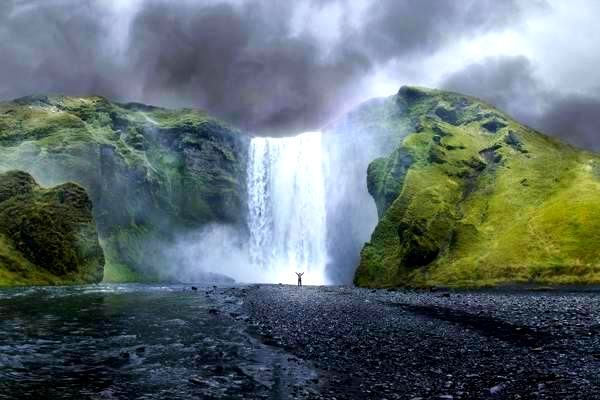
[{"x1": 217, "y1": 285, "x2": 600, "y2": 400}]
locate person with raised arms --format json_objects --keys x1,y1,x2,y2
[{"x1": 295, "y1": 272, "x2": 304, "y2": 287}]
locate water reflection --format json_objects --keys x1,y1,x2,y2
[{"x1": 0, "y1": 284, "x2": 317, "y2": 399}]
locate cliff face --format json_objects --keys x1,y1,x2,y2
[
  {"x1": 3, "y1": 88, "x2": 599, "y2": 288},
  {"x1": 355, "y1": 86, "x2": 600, "y2": 288},
  {"x1": 0, "y1": 96, "x2": 248, "y2": 281},
  {"x1": 0, "y1": 171, "x2": 104, "y2": 286}
]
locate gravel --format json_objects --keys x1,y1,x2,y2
[{"x1": 219, "y1": 285, "x2": 600, "y2": 400}]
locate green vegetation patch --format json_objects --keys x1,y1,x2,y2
[
  {"x1": 0, "y1": 95, "x2": 249, "y2": 283},
  {"x1": 356, "y1": 86, "x2": 600, "y2": 288},
  {"x1": 0, "y1": 170, "x2": 104, "y2": 286}
]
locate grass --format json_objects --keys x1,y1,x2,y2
[
  {"x1": 0, "y1": 95, "x2": 248, "y2": 284},
  {"x1": 355, "y1": 86, "x2": 600, "y2": 288},
  {"x1": 0, "y1": 171, "x2": 104, "y2": 286}
]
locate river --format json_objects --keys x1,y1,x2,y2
[{"x1": 0, "y1": 284, "x2": 318, "y2": 400}]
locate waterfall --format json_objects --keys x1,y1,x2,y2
[{"x1": 247, "y1": 131, "x2": 329, "y2": 285}]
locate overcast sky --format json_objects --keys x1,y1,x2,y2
[{"x1": 1, "y1": 0, "x2": 598, "y2": 147}]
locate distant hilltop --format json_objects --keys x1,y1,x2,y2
[{"x1": 354, "y1": 86, "x2": 600, "y2": 288}]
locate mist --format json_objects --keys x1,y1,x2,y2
[
  {"x1": 160, "y1": 224, "x2": 250, "y2": 284},
  {"x1": 159, "y1": 116, "x2": 400, "y2": 285}
]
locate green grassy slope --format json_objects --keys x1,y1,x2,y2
[
  {"x1": 356, "y1": 86, "x2": 600, "y2": 288},
  {"x1": 0, "y1": 171, "x2": 104, "y2": 286},
  {"x1": 0, "y1": 95, "x2": 248, "y2": 282}
]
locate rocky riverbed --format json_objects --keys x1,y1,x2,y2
[
  {"x1": 2, "y1": 284, "x2": 599, "y2": 399},
  {"x1": 219, "y1": 285, "x2": 600, "y2": 400}
]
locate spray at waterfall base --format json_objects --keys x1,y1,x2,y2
[{"x1": 166, "y1": 128, "x2": 381, "y2": 286}]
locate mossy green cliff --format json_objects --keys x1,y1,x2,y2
[
  {"x1": 355, "y1": 86, "x2": 600, "y2": 288},
  {"x1": 0, "y1": 170, "x2": 104, "y2": 286},
  {"x1": 0, "y1": 96, "x2": 248, "y2": 283}
]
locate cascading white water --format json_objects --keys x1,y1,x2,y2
[{"x1": 247, "y1": 131, "x2": 329, "y2": 285}]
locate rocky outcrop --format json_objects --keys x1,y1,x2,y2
[
  {"x1": 0, "y1": 170, "x2": 104, "y2": 285},
  {"x1": 355, "y1": 86, "x2": 600, "y2": 288},
  {"x1": 0, "y1": 96, "x2": 248, "y2": 282}
]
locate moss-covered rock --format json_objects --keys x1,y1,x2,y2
[
  {"x1": 0, "y1": 96, "x2": 248, "y2": 282},
  {"x1": 355, "y1": 86, "x2": 600, "y2": 288},
  {"x1": 0, "y1": 170, "x2": 104, "y2": 286}
]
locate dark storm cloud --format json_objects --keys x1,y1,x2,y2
[
  {"x1": 0, "y1": 0, "x2": 539, "y2": 133},
  {"x1": 441, "y1": 56, "x2": 600, "y2": 150},
  {"x1": 359, "y1": 0, "x2": 527, "y2": 61},
  {"x1": 125, "y1": 0, "x2": 534, "y2": 133},
  {"x1": 441, "y1": 56, "x2": 540, "y2": 110},
  {"x1": 127, "y1": 0, "x2": 371, "y2": 133},
  {"x1": 535, "y1": 95, "x2": 600, "y2": 151},
  {"x1": 0, "y1": 0, "x2": 124, "y2": 101}
]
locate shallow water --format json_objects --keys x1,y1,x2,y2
[{"x1": 0, "y1": 284, "x2": 317, "y2": 399}]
